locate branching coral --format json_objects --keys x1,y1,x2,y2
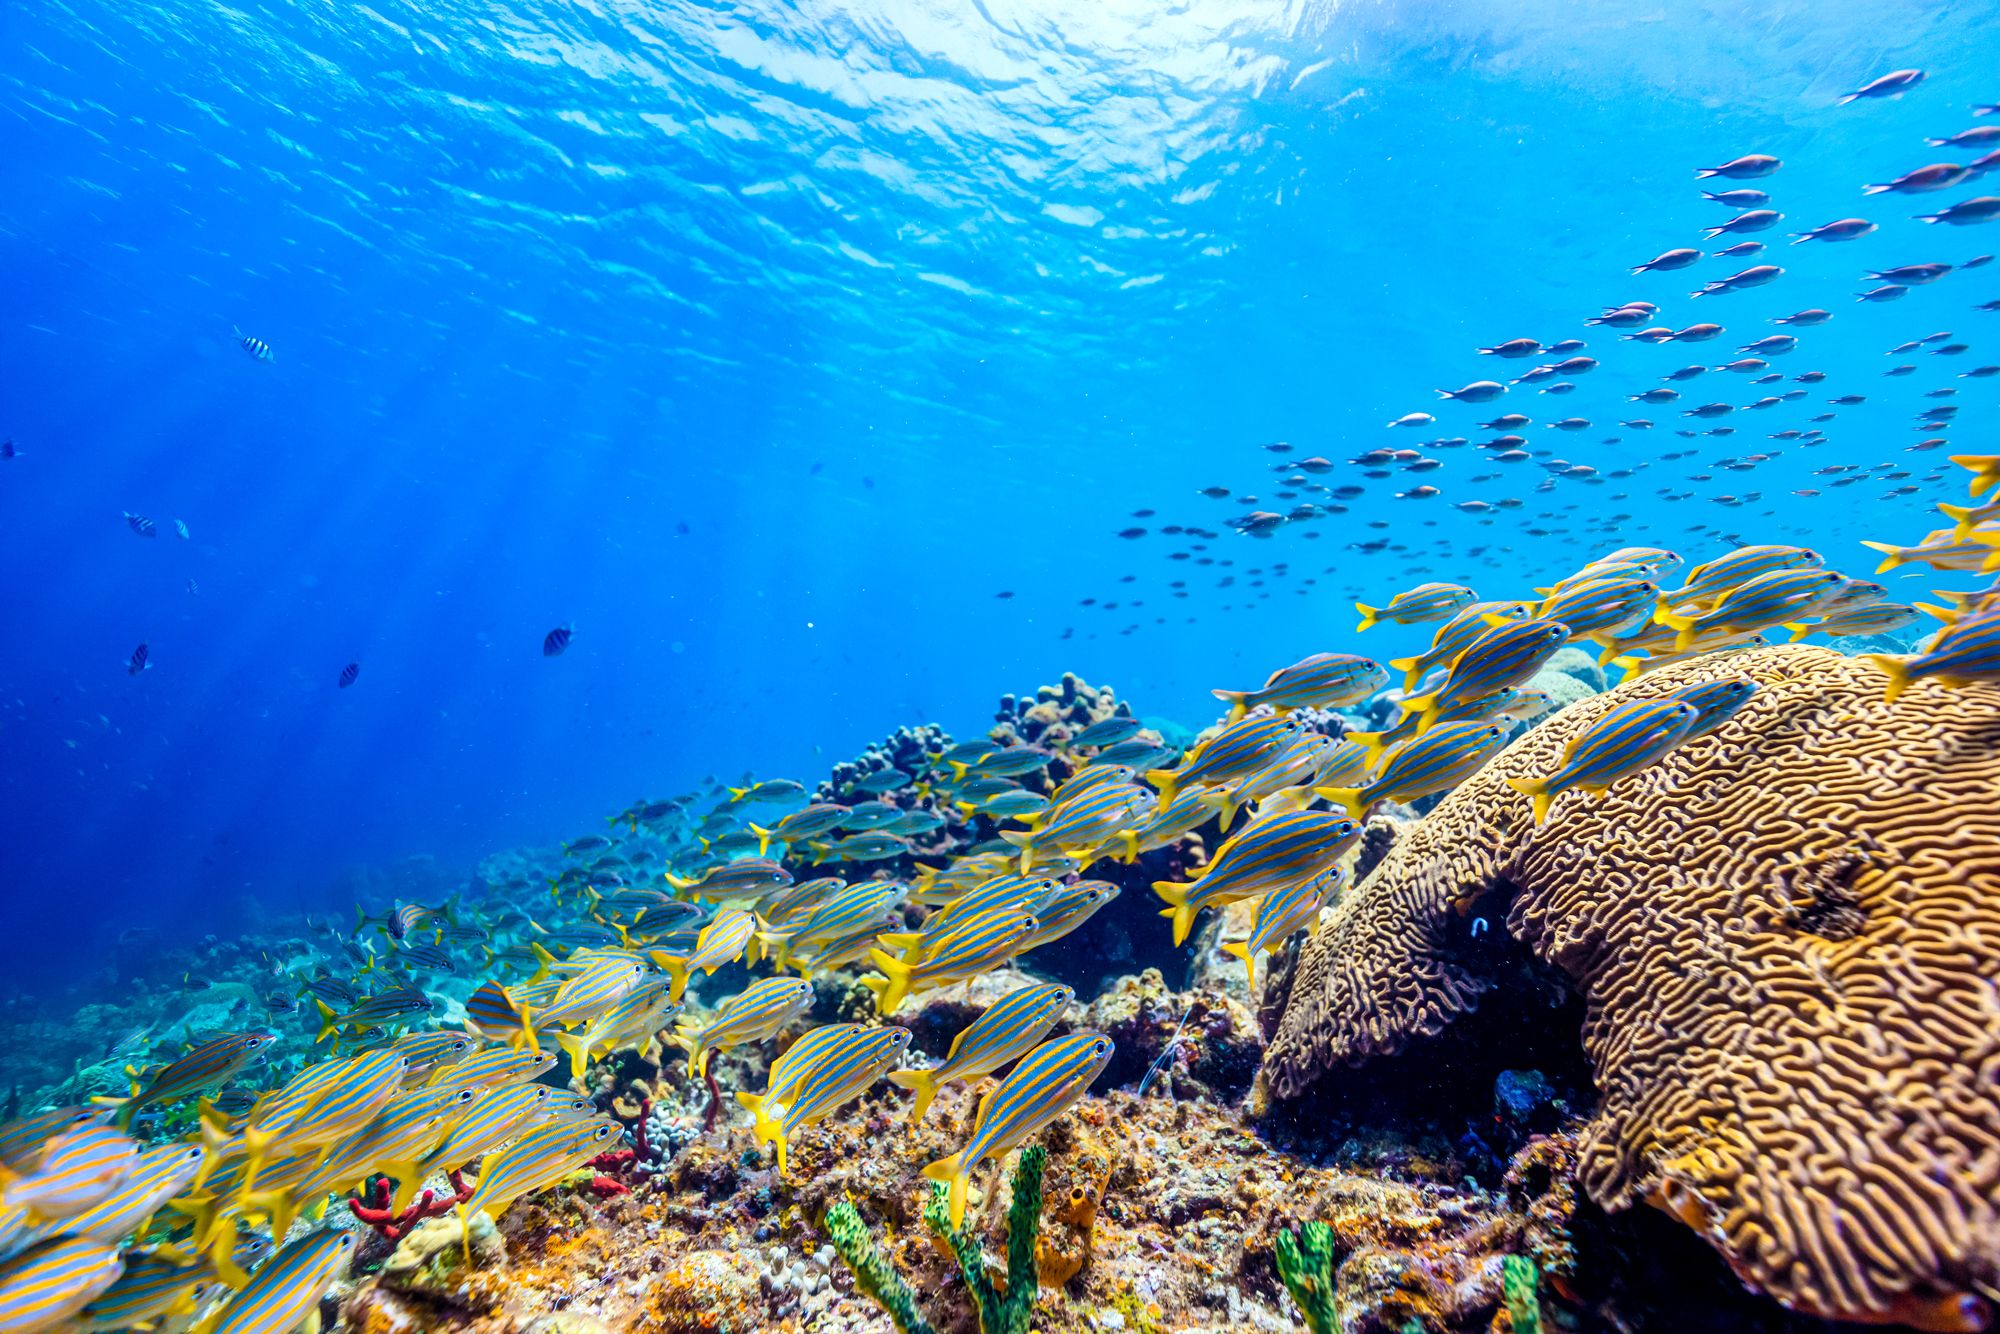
[
  {"x1": 1264, "y1": 645, "x2": 2000, "y2": 1331},
  {"x1": 826, "y1": 1144, "x2": 1048, "y2": 1334},
  {"x1": 350, "y1": 1170, "x2": 475, "y2": 1243}
]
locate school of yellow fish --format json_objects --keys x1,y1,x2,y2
[{"x1": 0, "y1": 454, "x2": 1993, "y2": 1332}]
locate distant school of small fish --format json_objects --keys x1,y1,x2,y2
[
  {"x1": 3, "y1": 64, "x2": 2000, "y2": 1334},
  {"x1": 1065, "y1": 67, "x2": 2000, "y2": 640}
]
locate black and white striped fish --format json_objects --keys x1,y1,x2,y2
[
  {"x1": 123, "y1": 512, "x2": 156, "y2": 538},
  {"x1": 127, "y1": 643, "x2": 151, "y2": 675},
  {"x1": 337, "y1": 662, "x2": 360, "y2": 689},
  {"x1": 543, "y1": 625, "x2": 573, "y2": 657},
  {"x1": 234, "y1": 327, "x2": 275, "y2": 362}
]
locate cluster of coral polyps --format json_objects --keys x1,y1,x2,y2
[{"x1": 1265, "y1": 645, "x2": 2000, "y2": 1332}]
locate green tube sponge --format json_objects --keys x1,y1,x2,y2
[
  {"x1": 825, "y1": 1200, "x2": 937, "y2": 1334},
  {"x1": 922, "y1": 1144, "x2": 1047, "y2": 1334},
  {"x1": 1500, "y1": 1254, "x2": 1541, "y2": 1334},
  {"x1": 1274, "y1": 1221, "x2": 1341, "y2": 1334}
]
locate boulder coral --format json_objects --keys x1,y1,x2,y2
[{"x1": 1263, "y1": 645, "x2": 2000, "y2": 1331}]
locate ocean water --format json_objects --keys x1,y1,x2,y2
[{"x1": 2, "y1": 0, "x2": 1995, "y2": 989}]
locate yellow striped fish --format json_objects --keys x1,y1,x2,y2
[
  {"x1": 0, "y1": 1237, "x2": 125, "y2": 1333},
  {"x1": 922, "y1": 1031, "x2": 1114, "y2": 1227},
  {"x1": 886, "y1": 984, "x2": 1072, "y2": 1124},
  {"x1": 1152, "y1": 812, "x2": 1360, "y2": 947},
  {"x1": 198, "y1": 1228, "x2": 353, "y2": 1332},
  {"x1": 671, "y1": 976, "x2": 814, "y2": 1078}
]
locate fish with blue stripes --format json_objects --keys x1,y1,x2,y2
[
  {"x1": 432, "y1": 1040, "x2": 556, "y2": 1096},
  {"x1": 1791, "y1": 603, "x2": 1921, "y2": 640},
  {"x1": 1210, "y1": 653, "x2": 1387, "y2": 722},
  {"x1": 744, "y1": 1026, "x2": 911, "y2": 1176},
  {"x1": 650, "y1": 907, "x2": 757, "y2": 1001},
  {"x1": 389, "y1": 1031, "x2": 476, "y2": 1083},
  {"x1": 522, "y1": 951, "x2": 654, "y2": 1039},
  {"x1": 200, "y1": 1228, "x2": 353, "y2": 1333},
  {"x1": 458, "y1": 1118, "x2": 621, "y2": 1229},
  {"x1": 734, "y1": 1024, "x2": 866, "y2": 1131},
  {"x1": 1108, "y1": 786, "x2": 1228, "y2": 862},
  {"x1": 69, "y1": 1247, "x2": 219, "y2": 1331},
  {"x1": 1658, "y1": 568, "x2": 1848, "y2": 649},
  {"x1": 1662, "y1": 544, "x2": 1824, "y2": 606},
  {"x1": 1534, "y1": 577, "x2": 1661, "y2": 639},
  {"x1": 25, "y1": 1141, "x2": 202, "y2": 1245},
  {"x1": 759, "y1": 880, "x2": 906, "y2": 972},
  {"x1": 0, "y1": 1236, "x2": 126, "y2": 1333},
  {"x1": 556, "y1": 981, "x2": 679, "y2": 1081},
  {"x1": 100, "y1": 1033, "x2": 278, "y2": 1128},
  {"x1": 922, "y1": 1031, "x2": 1114, "y2": 1228},
  {"x1": 1016, "y1": 881, "x2": 1119, "y2": 954},
  {"x1": 671, "y1": 976, "x2": 814, "y2": 1078},
  {"x1": 1068, "y1": 715, "x2": 1147, "y2": 749},
  {"x1": 877, "y1": 875, "x2": 1053, "y2": 962},
  {"x1": 1867, "y1": 610, "x2": 2000, "y2": 703},
  {"x1": 1, "y1": 1123, "x2": 138, "y2": 1222},
  {"x1": 663, "y1": 858, "x2": 792, "y2": 902},
  {"x1": 1355, "y1": 582, "x2": 1477, "y2": 632},
  {"x1": 1663, "y1": 677, "x2": 1758, "y2": 738},
  {"x1": 1388, "y1": 603, "x2": 1532, "y2": 691},
  {"x1": 1507, "y1": 699, "x2": 1701, "y2": 824},
  {"x1": 1151, "y1": 811, "x2": 1360, "y2": 946},
  {"x1": 887, "y1": 983, "x2": 1073, "y2": 1124},
  {"x1": 1859, "y1": 529, "x2": 2000, "y2": 575},
  {"x1": 864, "y1": 907, "x2": 1038, "y2": 1016},
  {"x1": 1395, "y1": 619, "x2": 1570, "y2": 732},
  {"x1": 1317, "y1": 720, "x2": 1510, "y2": 820},
  {"x1": 1222, "y1": 870, "x2": 1338, "y2": 994},
  {"x1": 747, "y1": 806, "x2": 850, "y2": 858},
  {"x1": 999, "y1": 780, "x2": 1154, "y2": 872},
  {"x1": 1146, "y1": 713, "x2": 1301, "y2": 806}
]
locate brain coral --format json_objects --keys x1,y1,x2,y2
[{"x1": 1263, "y1": 645, "x2": 2000, "y2": 1331}]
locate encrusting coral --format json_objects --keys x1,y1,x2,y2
[{"x1": 1264, "y1": 644, "x2": 2000, "y2": 1331}]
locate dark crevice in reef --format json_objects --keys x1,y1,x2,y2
[
  {"x1": 1568, "y1": 1197, "x2": 1850, "y2": 1334},
  {"x1": 1263, "y1": 876, "x2": 1597, "y2": 1177}
]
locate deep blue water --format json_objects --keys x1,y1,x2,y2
[{"x1": 3, "y1": 0, "x2": 1995, "y2": 986}]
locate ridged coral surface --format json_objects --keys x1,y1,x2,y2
[{"x1": 1264, "y1": 645, "x2": 2000, "y2": 1330}]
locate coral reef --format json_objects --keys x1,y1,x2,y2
[{"x1": 1265, "y1": 644, "x2": 2000, "y2": 1330}]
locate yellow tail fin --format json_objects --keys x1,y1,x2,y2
[
  {"x1": 921, "y1": 1153, "x2": 971, "y2": 1229},
  {"x1": 749, "y1": 823, "x2": 774, "y2": 858},
  {"x1": 1864, "y1": 654, "x2": 1915, "y2": 704},
  {"x1": 863, "y1": 950, "x2": 913, "y2": 1017},
  {"x1": 1221, "y1": 939, "x2": 1259, "y2": 993},
  {"x1": 885, "y1": 1068, "x2": 940, "y2": 1124},
  {"x1": 1151, "y1": 881, "x2": 1200, "y2": 948},
  {"x1": 1913, "y1": 601, "x2": 1957, "y2": 624},
  {"x1": 1505, "y1": 775, "x2": 1556, "y2": 825},
  {"x1": 1346, "y1": 729, "x2": 1392, "y2": 769},
  {"x1": 1655, "y1": 608, "x2": 1699, "y2": 651},
  {"x1": 1784, "y1": 621, "x2": 1812, "y2": 642},
  {"x1": 1209, "y1": 689, "x2": 1251, "y2": 724},
  {"x1": 1144, "y1": 768, "x2": 1180, "y2": 805},
  {"x1": 1355, "y1": 601, "x2": 1382, "y2": 633},
  {"x1": 313, "y1": 999, "x2": 340, "y2": 1046},
  {"x1": 557, "y1": 1030, "x2": 594, "y2": 1083},
  {"x1": 737, "y1": 1091, "x2": 790, "y2": 1175},
  {"x1": 1950, "y1": 454, "x2": 2000, "y2": 499},
  {"x1": 1858, "y1": 540, "x2": 1905, "y2": 575},
  {"x1": 1312, "y1": 785, "x2": 1373, "y2": 822}
]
